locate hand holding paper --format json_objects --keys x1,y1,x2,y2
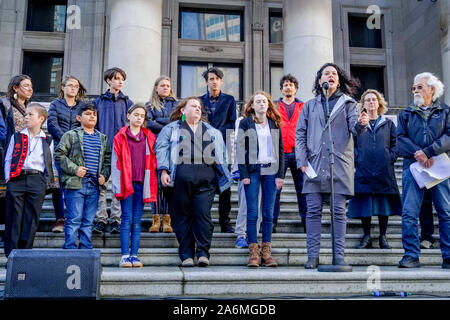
[{"x1": 410, "y1": 153, "x2": 450, "y2": 189}]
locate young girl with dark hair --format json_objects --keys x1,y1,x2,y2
[{"x1": 112, "y1": 104, "x2": 158, "y2": 268}]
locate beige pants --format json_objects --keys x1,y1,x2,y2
[{"x1": 95, "y1": 188, "x2": 121, "y2": 224}]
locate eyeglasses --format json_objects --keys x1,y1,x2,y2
[
  {"x1": 411, "y1": 85, "x2": 429, "y2": 92},
  {"x1": 65, "y1": 84, "x2": 80, "y2": 89}
]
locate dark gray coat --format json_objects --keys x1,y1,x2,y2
[{"x1": 295, "y1": 94, "x2": 366, "y2": 196}]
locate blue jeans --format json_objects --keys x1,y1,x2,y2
[
  {"x1": 401, "y1": 169, "x2": 450, "y2": 260},
  {"x1": 244, "y1": 167, "x2": 277, "y2": 244},
  {"x1": 120, "y1": 182, "x2": 144, "y2": 256},
  {"x1": 63, "y1": 181, "x2": 100, "y2": 249},
  {"x1": 273, "y1": 152, "x2": 307, "y2": 220}
]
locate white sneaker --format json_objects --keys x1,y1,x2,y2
[{"x1": 119, "y1": 256, "x2": 132, "y2": 268}]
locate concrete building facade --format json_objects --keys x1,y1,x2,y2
[{"x1": 0, "y1": 0, "x2": 448, "y2": 108}]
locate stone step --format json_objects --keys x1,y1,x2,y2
[
  {"x1": 0, "y1": 248, "x2": 444, "y2": 268},
  {"x1": 24, "y1": 232, "x2": 441, "y2": 250},
  {"x1": 1, "y1": 265, "x2": 448, "y2": 298},
  {"x1": 35, "y1": 216, "x2": 440, "y2": 235}
]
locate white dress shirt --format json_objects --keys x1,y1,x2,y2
[{"x1": 4, "y1": 128, "x2": 54, "y2": 180}]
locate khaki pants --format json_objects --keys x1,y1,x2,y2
[{"x1": 95, "y1": 188, "x2": 121, "y2": 224}]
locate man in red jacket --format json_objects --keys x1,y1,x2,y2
[{"x1": 273, "y1": 74, "x2": 307, "y2": 233}]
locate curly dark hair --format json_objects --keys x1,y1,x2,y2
[
  {"x1": 279, "y1": 74, "x2": 299, "y2": 90},
  {"x1": 312, "y1": 63, "x2": 360, "y2": 97}
]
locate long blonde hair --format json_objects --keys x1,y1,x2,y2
[
  {"x1": 360, "y1": 89, "x2": 388, "y2": 115},
  {"x1": 149, "y1": 76, "x2": 177, "y2": 112}
]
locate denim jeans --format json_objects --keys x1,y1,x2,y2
[
  {"x1": 273, "y1": 152, "x2": 307, "y2": 220},
  {"x1": 401, "y1": 169, "x2": 450, "y2": 260},
  {"x1": 120, "y1": 182, "x2": 144, "y2": 256},
  {"x1": 244, "y1": 167, "x2": 277, "y2": 244},
  {"x1": 63, "y1": 181, "x2": 99, "y2": 249}
]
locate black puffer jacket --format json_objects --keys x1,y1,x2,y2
[
  {"x1": 145, "y1": 96, "x2": 178, "y2": 136},
  {"x1": 47, "y1": 98, "x2": 85, "y2": 146}
]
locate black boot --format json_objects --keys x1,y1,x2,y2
[
  {"x1": 355, "y1": 235, "x2": 372, "y2": 249},
  {"x1": 379, "y1": 235, "x2": 391, "y2": 249},
  {"x1": 272, "y1": 219, "x2": 278, "y2": 233},
  {"x1": 305, "y1": 257, "x2": 319, "y2": 269}
]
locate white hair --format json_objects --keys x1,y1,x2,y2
[{"x1": 414, "y1": 72, "x2": 444, "y2": 102}]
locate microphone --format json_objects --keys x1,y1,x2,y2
[{"x1": 322, "y1": 81, "x2": 329, "y2": 91}]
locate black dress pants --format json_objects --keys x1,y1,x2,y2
[
  {"x1": 169, "y1": 164, "x2": 216, "y2": 261},
  {"x1": 4, "y1": 173, "x2": 46, "y2": 257}
]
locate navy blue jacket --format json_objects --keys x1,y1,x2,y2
[
  {"x1": 145, "y1": 96, "x2": 178, "y2": 136},
  {"x1": 354, "y1": 116, "x2": 399, "y2": 194},
  {"x1": 397, "y1": 100, "x2": 450, "y2": 170},
  {"x1": 199, "y1": 91, "x2": 236, "y2": 138},
  {"x1": 93, "y1": 90, "x2": 133, "y2": 146},
  {"x1": 47, "y1": 98, "x2": 85, "y2": 146},
  {"x1": 237, "y1": 116, "x2": 285, "y2": 180}
]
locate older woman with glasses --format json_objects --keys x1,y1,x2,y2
[{"x1": 348, "y1": 89, "x2": 401, "y2": 249}]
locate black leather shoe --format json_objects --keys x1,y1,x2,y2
[
  {"x1": 398, "y1": 255, "x2": 420, "y2": 268},
  {"x1": 272, "y1": 219, "x2": 278, "y2": 233},
  {"x1": 442, "y1": 258, "x2": 450, "y2": 269},
  {"x1": 305, "y1": 257, "x2": 319, "y2": 269},
  {"x1": 355, "y1": 235, "x2": 372, "y2": 249},
  {"x1": 93, "y1": 221, "x2": 106, "y2": 235},
  {"x1": 110, "y1": 221, "x2": 121, "y2": 234},
  {"x1": 379, "y1": 235, "x2": 391, "y2": 249},
  {"x1": 335, "y1": 258, "x2": 349, "y2": 266},
  {"x1": 221, "y1": 223, "x2": 235, "y2": 233}
]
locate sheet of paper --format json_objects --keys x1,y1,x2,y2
[
  {"x1": 410, "y1": 153, "x2": 450, "y2": 189},
  {"x1": 305, "y1": 161, "x2": 317, "y2": 179}
]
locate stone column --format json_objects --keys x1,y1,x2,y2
[
  {"x1": 440, "y1": 0, "x2": 450, "y2": 105},
  {"x1": 283, "y1": 0, "x2": 333, "y2": 101},
  {"x1": 108, "y1": 0, "x2": 162, "y2": 102},
  {"x1": 252, "y1": 0, "x2": 264, "y2": 92}
]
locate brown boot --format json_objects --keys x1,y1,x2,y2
[
  {"x1": 261, "y1": 242, "x2": 278, "y2": 267},
  {"x1": 247, "y1": 243, "x2": 260, "y2": 267},
  {"x1": 162, "y1": 214, "x2": 173, "y2": 233},
  {"x1": 149, "y1": 214, "x2": 161, "y2": 233}
]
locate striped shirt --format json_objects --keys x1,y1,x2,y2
[{"x1": 83, "y1": 131, "x2": 101, "y2": 182}]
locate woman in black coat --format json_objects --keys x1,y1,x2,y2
[
  {"x1": 146, "y1": 76, "x2": 178, "y2": 233},
  {"x1": 0, "y1": 75, "x2": 33, "y2": 241},
  {"x1": 47, "y1": 75, "x2": 87, "y2": 233},
  {"x1": 348, "y1": 89, "x2": 401, "y2": 249}
]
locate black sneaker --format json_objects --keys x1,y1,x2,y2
[
  {"x1": 110, "y1": 221, "x2": 121, "y2": 234},
  {"x1": 220, "y1": 223, "x2": 234, "y2": 233},
  {"x1": 93, "y1": 221, "x2": 106, "y2": 235},
  {"x1": 398, "y1": 255, "x2": 420, "y2": 268}
]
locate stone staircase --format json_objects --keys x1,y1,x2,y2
[{"x1": 1, "y1": 159, "x2": 449, "y2": 298}]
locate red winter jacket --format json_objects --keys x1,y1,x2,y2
[
  {"x1": 111, "y1": 126, "x2": 157, "y2": 202},
  {"x1": 278, "y1": 99, "x2": 304, "y2": 153}
]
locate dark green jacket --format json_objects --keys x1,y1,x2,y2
[{"x1": 55, "y1": 127, "x2": 111, "y2": 190}]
